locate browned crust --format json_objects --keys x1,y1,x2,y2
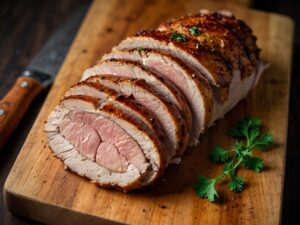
[
  {"x1": 69, "y1": 81, "x2": 167, "y2": 142},
  {"x1": 159, "y1": 11, "x2": 259, "y2": 77},
  {"x1": 86, "y1": 75, "x2": 189, "y2": 157},
  {"x1": 70, "y1": 80, "x2": 118, "y2": 97},
  {"x1": 63, "y1": 94, "x2": 99, "y2": 105},
  {"x1": 95, "y1": 59, "x2": 192, "y2": 133},
  {"x1": 135, "y1": 30, "x2": 232, "y2": 88},
  {"x1": 61, "y1": 95, "x2": 167, "y2": 188}
]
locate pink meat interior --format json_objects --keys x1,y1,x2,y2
[{"x1": 59, "y1": 111, "x2": 145, "y2": 173}]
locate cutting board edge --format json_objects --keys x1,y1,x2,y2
[
  {"x1": 253, "y1": 8, "x2": 294, "y2": 27},
  {"x1": 180, "y1": 0, "x2": 296, "y2": 30},
  {"x1": 276, "y1": 13, "x2": 294, "y2": 223},
  {"x1": 278, "y1": 81, "x2": 293, "y2": 225},
  {"x1": 3, "y1": 186, "x2": 123, "y2": 225}
]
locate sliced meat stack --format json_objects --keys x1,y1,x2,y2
[{"x1": 45, "y1": 10, "x2": 268, "y2": 191}]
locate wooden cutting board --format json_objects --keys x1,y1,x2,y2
[{"x1": 4, "y1": 0, "x2": 294, "y2": 224}]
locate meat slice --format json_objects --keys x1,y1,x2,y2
[
  {"x1": 102, "y1": 49, "x2": 214, "y2": 144},
  {"x1": 65, "y1": 81, "x2": 166, "y2": 143},
  {"x1": 85, "y1": 75, "x2": 189, "y2": 162},
  {"x1": 82, "y1": 59, "x2": 192, "y2": 134},
  {"x1": 45, "y1": 95, "x2": 167, "y2": 190},
  {"x1": 45, "y1": 106, "x2": 142, "y2": 191}
]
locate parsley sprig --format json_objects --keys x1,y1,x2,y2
[{"x1": 194, "y1": 117, "x2": 273, "y2": 202}]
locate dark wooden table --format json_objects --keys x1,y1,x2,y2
[{"x1": 0, "y1": 0, "x2": 299, "y2": 224}]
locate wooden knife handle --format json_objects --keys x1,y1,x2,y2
[{"x1": 0, "y1": 76, "x2": 43, "y2": 150}]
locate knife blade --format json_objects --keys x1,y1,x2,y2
[{"x1": 0, "y1": 4, "x2": 89, "y2": 150}]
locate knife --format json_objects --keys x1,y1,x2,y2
[{"x1": 0, "y1": 4, "x2": 89, "y2": 150}]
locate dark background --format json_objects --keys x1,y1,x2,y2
[{"x1": 0, "y1": 0, "x2": 299, "y2": 224}]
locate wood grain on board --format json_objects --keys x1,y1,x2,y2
[{"x1": 3, "y1": 0, "x2": 294, "y2": 224}]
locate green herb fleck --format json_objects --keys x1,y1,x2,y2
[
  {"x1": 211, "y1": 145, "x2": 231, "y2": 162},
  {"x1": 170, "y1": 32, "x2": 186, "y2": 42},
  {"x1": 189, "y1": 26, "x2": 201, "y2": 36},
  {"x1": 211, "y1": 47, "x2": 218, "y2": 53},
  {"x1": 194, "y1": 117, "x2": 274, "y2": 202},
  {"x1": 138, "y1": 48, "x2": 145, "y2": 52}
]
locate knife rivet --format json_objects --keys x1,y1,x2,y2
[
  {"x1": 0, "y1": 108, "x2": 5, "y2": 116},
  {"x1": 20, "y1": 81, "x2": 29, "y2": 88},
  {"x1": 23, "y1": 70, "x2": 31, "y2": 76}
]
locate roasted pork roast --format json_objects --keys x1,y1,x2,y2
[{"x1": 45, "y1": 10, "x2": 268, "y2": 191}]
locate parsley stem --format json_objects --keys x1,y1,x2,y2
[
  {"x1": 215, "y1": 174, "x2": 226, "y2": 181},
  {"x1": 232, "y1": 158, "x2": 243, "y2": 172},
  {"x1": 217, "y1": 158, "x2": 243, "y2": 183}
]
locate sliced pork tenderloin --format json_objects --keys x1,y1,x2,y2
[
  {"x1": 45, "y1": 95, "x2": 167, "y2": 190},
  {"x1": 45, "y1": 10, "x2": 269, "y2": 192},
  {"x1": 82, "y1": 59, "x2": 192, "y2": 134},
  {"x1": 102, "y1": 49, "x2": 214, "y2": 144},
  {"x1": 65, "y1": 81, "x2": 166, "y2": 143},
  {"x1": 85, "y1": 75, "x2": 189, "y2": 162}
]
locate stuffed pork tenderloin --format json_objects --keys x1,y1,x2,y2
[{"x1": 45, "y1": 10, "x2": 268, "y2": 192}]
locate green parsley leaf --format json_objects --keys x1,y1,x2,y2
[
  {"x1": 248, "y1": 126, "x2": 260, "y2": 144},
  {"x1": 243, "y1": 117, "x2": 262, "y2": 129},
  {"x1": 233, "y1": 141, "x2": 243, "y2": 150},
  {"x1": 194, "y1": 176, "x2": 219, "y2": 202},
  {"x1": 170, "y1": 32, "x2": 186, "y2": 42},
  {"x1": 211, "y1": 145, "x2": 231, "y2": 162},
  {"x1": 254, "y1": 133, "x2": 274, "y2": 151},
  {"x1": 243, "y1": 156, "x2": 264, "y2": 173},
  {"x1": 229, "y1": 117, "x2": 262, "y2": 139},
  {"x1": 229, "y1": 175, "x2": 244, "y2": 193},
  {"x1": 189, "y1": 26, "x2": 201, "y2": 35},
  {"x1": 229, "y1": 127, "x2": 244, "y2": 137}
]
